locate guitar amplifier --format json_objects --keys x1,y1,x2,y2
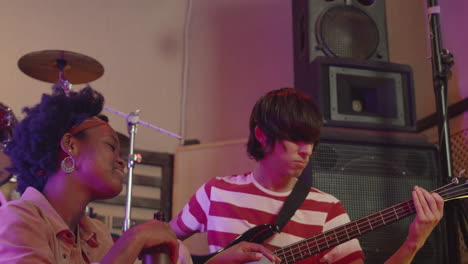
[{"x1": 300, "y1": 127, "x2": 449, "y2": 264}]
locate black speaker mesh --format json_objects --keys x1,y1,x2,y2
[
  {"x1": 451, "y1": 128, "x2": 468, "y2": 177},
  {"x1": 307, "y1": 139, "x2": 447, "y2": 263},
  {"x1": 316, "y1": 5, "x2": 380, "y2": 60}
]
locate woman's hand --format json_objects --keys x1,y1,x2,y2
[{"x1": 102, "y1": 220, "x2": 179, "y2": 264}]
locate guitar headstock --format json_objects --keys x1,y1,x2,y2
[{"x1": 436, "y1": 177, "x2": 468, "y2": 202}]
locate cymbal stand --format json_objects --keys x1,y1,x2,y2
[{"x1": 55, "y1": 57, "x2": 72, "y2": 94}]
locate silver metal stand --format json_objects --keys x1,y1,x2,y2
[
  {"x1": 55, "y1": 58, "x2": 72, "y2": 94},
  {"x1": 104, "y1": 106, "x2": 181, "y2": 264},
  {"x1": 123, "y1": 110, "x2": 141, "y2": 232},
  {"x1": 103, "y1": 106, "x2": 181, "y2": 231}
]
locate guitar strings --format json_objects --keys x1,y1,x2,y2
[
  {"x1": 278, "y1": 182, "x2": 467, "y2": 263},
  {"x1": 277, "y1": 181, "x2": 468, "y2": 263},
  {"x1": 273, "y1": 180, "x2": 467, "y2": 264},
  {"x1": 275, "y1": 200, "x2": 416, "y2": 264}
]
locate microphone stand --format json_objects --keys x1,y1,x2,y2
[
  {"x1": 122, "y1": 110, "x2": 140, "y2": 232},
  {"x1": 123, "y1": 111, "x2": 171, "y2": 264},
  {"x1": 105, "y1": 107, "x2": 181, "y2": 264},
  {"x1": 427, "y1": 0, "x2": 454, "y2": 180},
  {"x1": 426, "y1": 1, "x2": 459, "y2": 263}
]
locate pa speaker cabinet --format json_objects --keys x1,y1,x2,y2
[
  {"x1": 295, "y1": 56, "x2": 416, "y2": 132},
  {"x1": 299, "y1": 128, "x2": 448, "y2": 263},
  {"x1": 292, "y1": 0, "x2": 389, "y2": 63}
]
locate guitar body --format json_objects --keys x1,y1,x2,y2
[{"x1": 191, "y1": 224, "x2": 278, "y2": 264}]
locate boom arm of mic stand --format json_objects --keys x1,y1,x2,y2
[{"x1": 103, "y1": 106, "x2": 182, "y2": 140}]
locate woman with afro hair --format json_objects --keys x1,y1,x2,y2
[{"x1": 0, "y1": 86, "x2": 279, "y2": 264}]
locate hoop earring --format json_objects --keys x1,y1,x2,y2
[{"x1": 61, "y1": 156, "x2": 75, "y2": 173}]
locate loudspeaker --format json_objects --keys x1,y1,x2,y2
[
  {"x1": 292, "y1": 0, "x2": 389, "y2": 62},
  {"x1": 295, "y1": 56, "x2": 416, "y2": 131},
  {"x1": 299, "y1": 128, "x2": 448, "y2": 263}
]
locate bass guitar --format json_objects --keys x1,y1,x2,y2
[{"x1": 192, "y1": 177, "x2": 468, "y2": 264}]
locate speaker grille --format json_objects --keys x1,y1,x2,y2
[
  {"x1": 451, "y1": 128, "x2": 468, "y2": 177},
  {"x1": 316, "y1": 5, "x2": 380, "y2": 60},
  {"x1": 308, "y1": 139, "x2": 446, "y2": 263}
]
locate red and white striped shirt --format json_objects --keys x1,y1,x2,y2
[{"x1": 170, "y1": 172, "x2": 364, "y2": 264}]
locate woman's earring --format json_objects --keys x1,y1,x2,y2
[{"x1": 61, "y1": 156, "x2": 75, "y2": 173}]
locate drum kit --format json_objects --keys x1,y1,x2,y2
[
  {"x1": 0, "y1": 50, "x2": 106, "y2": 202},
  {"x1": 0, "y1": 50, "x2": 181, "y2": 216}
]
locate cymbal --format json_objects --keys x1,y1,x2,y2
[{"x1": 18, "y1": 50, "x2": 104, "y2": 84}]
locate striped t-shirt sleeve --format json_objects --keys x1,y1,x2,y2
[{"x1": 170, "y1": 182, "x2": 212, "y2": 239}]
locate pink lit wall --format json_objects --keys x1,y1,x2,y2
[
  {"x1": 440, "y1": 0, "x2": 468, "y2": 100},
  {"x1": 440, "y1": 0, "x2": 468, "y2": 135},
  {"x1": 184, "y1": 1, "x2": 294, "y2": 144},
  {"x1": 184, "y1": 1, "x2": 466, "y2": 144},
  {"x1": 1, "y1": 1, "x2": 465, "y2": 153},
  {"x1": 423, "y1": 1, "x2": 468, "y2": 142}
]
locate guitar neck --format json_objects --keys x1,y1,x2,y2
[
  {"x1": 272, "y1": 176, "x2": 468, "y2": 264},
  {"x1": 274, "y1": 199, "x2": 416, "y2": 263}
]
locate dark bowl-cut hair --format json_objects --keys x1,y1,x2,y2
[
  {"x1": 247, "y1": 87, "x2": 323, "y2": 161},
  {"x1": 5, "y1": 86, "x2": 104, "y2": 194}
]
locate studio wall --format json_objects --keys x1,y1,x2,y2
[{"x1": 2, "y1": 1, "x2": 466, "y2": 153}]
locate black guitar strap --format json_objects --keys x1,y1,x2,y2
[
  {"x1": 274, "y1": 179, "x2": 310, "y2": 232},
  {"x1": 191, "y1": 179, "x2": 311, "y2": 264}
]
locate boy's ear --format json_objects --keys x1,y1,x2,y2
[{"x1": 254, "y1": 126, "x2": 266, "y2": 147}]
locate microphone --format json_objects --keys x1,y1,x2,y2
[
  {"x1": 141, "y1": 212, "x2": 173, "y2": 264},
  {"x1": 141, "y1": 246, "x2": 173, "y2": 264}
]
